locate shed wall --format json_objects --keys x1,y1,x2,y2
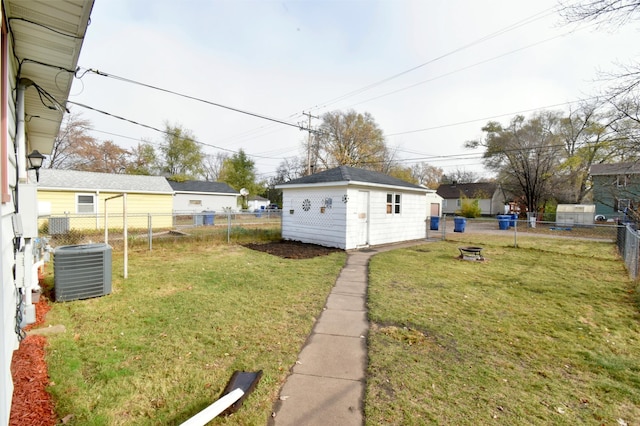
[
  {"x1": 348, "y1": 188, "x2": 426, "y2": 248},
  {"x1": 281, "y1": 187, "x2": 347, "y2": 249}
]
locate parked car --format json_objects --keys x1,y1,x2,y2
[{"x1": 266, "y1": 204, "x2": 279, "y2": 210}]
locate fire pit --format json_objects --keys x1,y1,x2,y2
[{"x1": 458, "y1": 246, "x2": 484, "y2": 261}]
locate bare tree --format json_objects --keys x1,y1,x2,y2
[
  {"x1": 46, "y1": 111, "x2": 95, "y2": 169},
  {"x1": 411, "y1": 162, "x2": 444, "y2": 188},
  {"x1": 202, "y1": 152, "x2": 228, "y2": 181}
]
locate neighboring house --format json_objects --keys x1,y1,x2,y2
[
  {"x1": 590, "y1": 162, "x2": 640, "y2": 220},
  {"x1": 436, "y1": 182, "x2": 505, "y2": 216},
  {"x1": 37, "y1": 169, "x2": 174, "y2": 231},
  {"x1": 247, "y1": 195, "x2": 269, "y2": 211},
  {"x1": 168, "y1": 180, "x2": 239, "y2": 213},
  {"x1": 276, "y1": 166, "x2": 429, "y2": 250},
  {"x1": 0, "y1": 1, "x2": 94, "y2": 423}
]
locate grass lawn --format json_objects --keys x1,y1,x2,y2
[
  {"x1": 366, "y1": 234, "x2": 640, "y2": 425},
  {"x1": 43, "y1": 240, "x2": 346, "y2": 425}
]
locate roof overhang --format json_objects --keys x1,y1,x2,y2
[
  {"x1": 276, "y1": 180, "x2": 430, "y2": 193},
  {"x1": 5, "y1": 0, "x2": 94, "y2": 154}
]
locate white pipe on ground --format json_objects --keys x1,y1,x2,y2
[{"x1": 179, "y1": 388, "x2": 244, "y2": 426}]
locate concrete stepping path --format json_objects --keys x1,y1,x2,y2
[{"x1": 271, "y1": 242, "x2": 423, "y2": 426}]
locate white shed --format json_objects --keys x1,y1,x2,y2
[
  {"x1": 276, "y1": 166, "x2": 429, "y2": 250},
  {"x1": 556, "y1": 204, "x2": 596, "y2": 226}
]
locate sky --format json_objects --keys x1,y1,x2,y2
[{"x1": 67, "y1": 0, "x2": 640, "y2": 181}]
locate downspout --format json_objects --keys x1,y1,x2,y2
[{"x1": 15, "y1": 78, "x2": 33, "y2": 183}]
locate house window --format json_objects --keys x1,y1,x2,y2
[
  {"x1": 76, "y1": 194, "x2": 96, "y2": 214},
  {"x1": 457, "y1": 199, "x2": 461, "y2": 207},
  {"x1": 618, "y1": 199, "x2": 631, "y2": 212},
  {"x1": 386, "y1": 193, "x2": 401, "y2": 214},
  {"x1": 616, "y1": 175, "x2": 628, "y2": 187},
  {"x1": 189, "y1": 199, "x2": 202, "y2": 206}
]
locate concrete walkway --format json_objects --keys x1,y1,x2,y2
[{"x1": 271, "y1": 241, "x2": 425, "y2": 426}]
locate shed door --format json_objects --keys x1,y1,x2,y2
[
  {"x1": 356, "y1": 191, "x2": 370, "y2": 247},
  {"x1": 430, "y1": 203, "x2": 440, "y2": 217}
]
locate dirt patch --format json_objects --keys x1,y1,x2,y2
[{"x1": 243, "y1": 240, "x2": 343, "y2": 259}]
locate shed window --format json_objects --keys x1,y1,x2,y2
[
  {"x1": 189, "y1": 199, "x2": 202, "y2": 206},
  {"x1": 386, "y1": 193, "x2": 401, "y2": 214},
  {"x1": 76, "y1": 194, "x2": 96, "y2": 214}
]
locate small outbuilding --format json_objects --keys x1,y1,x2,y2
[
  {"x1": 556, "y1": 204, "x2": 596, "y2": 227},
  {"x1": 276, "y1": 166, "x2": 429, "y2": 250}
]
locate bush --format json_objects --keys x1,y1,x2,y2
[{"x1": 457, "y1": 197, "x2": 482, "y2": 218}]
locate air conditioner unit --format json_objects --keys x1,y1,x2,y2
[{"x1": 54, "y1": 243, "x2": 112, "y2": 301}]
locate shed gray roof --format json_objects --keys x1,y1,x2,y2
[
  {"x1": 277, "y1": 166, "x2": 425, "y2": 190},
  {"x1": 37, "y1": 169, "x2": 173, "y2": 193},
  {"x1": 168, "y1": 180, "x2": 239, "y2": 195},
  {"x1": 590, "y1": 162, "x2": 640, "y2": 176},
  {"x1": 436, "y1": 182, "x2": 498, "y2": 199}
]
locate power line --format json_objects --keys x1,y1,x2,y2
[
  {"x1": 79, "y1": 68, "x2": 313, "y2": 132},
  {"x1": 304, "y1": 4, "x2": 560, "y2": 112}
]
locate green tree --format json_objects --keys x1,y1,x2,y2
[
  {"x1": 158, "y1": 124, "x2": 203, "y2": 179},
  {"x1": 125, "y1": 142, "x2": 157, "y2": 175},
  {"x1": 219, "y1": 149, "x2": 261, "y2": 208}
]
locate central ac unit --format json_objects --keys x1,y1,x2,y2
[{"x1": 54, "y1": 243, "x2": 112, "y2": 301}]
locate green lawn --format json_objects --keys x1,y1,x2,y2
[
  {"x1": 44, "y1": 241, "x2": 346, "y2": 425},
  {"x1": 366, "y1": 234, "x2": 640, "y2": 425}
]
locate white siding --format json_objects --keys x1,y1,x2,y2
[
  {"x1": 351, "y1": 189, "x2": 426, "y2": 248},
  {"x1": 282, "y1": 184, "x2": 427, "y2": 250},
  {"x1": 1, "y1": 20, "x2": 18, "y2": 423},
  {"x1": 282, "y1": 187, "x2": 347, "y2": 249},
  {"x1": 173, "y1": 193, "x2": 238, "y2": 213}
]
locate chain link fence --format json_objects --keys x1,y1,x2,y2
[
  {"x1": 616, "y1": 223, "x2": 640, "y2": 280},
  {"x1": 38, "y1": 210, "x2": 283, "y2": 250}
]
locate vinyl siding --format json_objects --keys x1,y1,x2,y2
[
  {"x1": 37, "y1": 190, "x2": 174, "y2": 230},
  {"x1": 173, "y1": 193, "x2": 238, "y2": 213}
]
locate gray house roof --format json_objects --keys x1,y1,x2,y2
[
  {"x1": 436, "y1": 182, "x2": 499, "y2": 199},
  {"x1": 37, "y1": 169, "x2": 173, "y2": 193},
  {"x1": 276, "y1": 166, "x2": 426, "y2": 191},
  {"x1": 590, "y1": 162, "x2": 640, "y2": 176},
  {"x1": 168, "y1": 180, "x2": 239, "y2": 195}
]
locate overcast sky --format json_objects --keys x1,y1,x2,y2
[{"x1": 69, "y1": 0, "x2": 639, "y2": 181}]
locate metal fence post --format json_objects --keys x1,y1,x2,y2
[{"x1": 148, "y1": 213, "x2": 152, "y2": 251}]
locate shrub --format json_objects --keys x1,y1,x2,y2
[{"x1": 457, "y1": 197, "x2": 482, "y2": 218}]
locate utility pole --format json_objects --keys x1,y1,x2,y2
[{"x1": 302, "y1": 111, "x2": 319, "y2": 175}]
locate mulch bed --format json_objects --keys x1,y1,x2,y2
[
  {"x1": 243, "y1": 240, "x2": 343, "y2": 259},
  {"x1": 10, "y1": 300, "x2": 56, "y2": 426}
]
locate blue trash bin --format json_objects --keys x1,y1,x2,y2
[
  {"x1": 203, "y1": 211, "x2": 214, "y2": 225},
  {"x1": 454, "y1": 217, "x2": 466, "y2": 233},
  {"x1": 430, "y1": 216, "x2": 440, "y2": 231},
  {"x1": 509, "y1": 213, "x2": 518, "y2": 227},
  {"x1": 497, "y1": 215, "x2": 509, "y2": 230}
]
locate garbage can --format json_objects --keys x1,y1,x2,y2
[
  {"x1": 430, "y1": 216, "x2": 440, "y2": 231},
  {"x1": 203, "y1": 211, "x2": 214, "y2": 225},
  {"x1": 454, "y1": 217, "x2": 466, "y2": 233},
  {"x1": 497, "y1": 215, "x2": 510, "y2": 230},
  {"x1": 509, "y1": 213, "x2": 518, "y2": 227}
]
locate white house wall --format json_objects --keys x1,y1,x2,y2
[
  {"x1": 1, "y1": 19, "x2": 19, "y2": 423},
  {"x1": 173, "y1": 193, "x2": 238, "y2": 213},
  {"x1": 282, "y1": 187, "x2": 347, "y2": 249},
  {"x1": 346, "y1": 187, "x2": 426, "y2": 249}
]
